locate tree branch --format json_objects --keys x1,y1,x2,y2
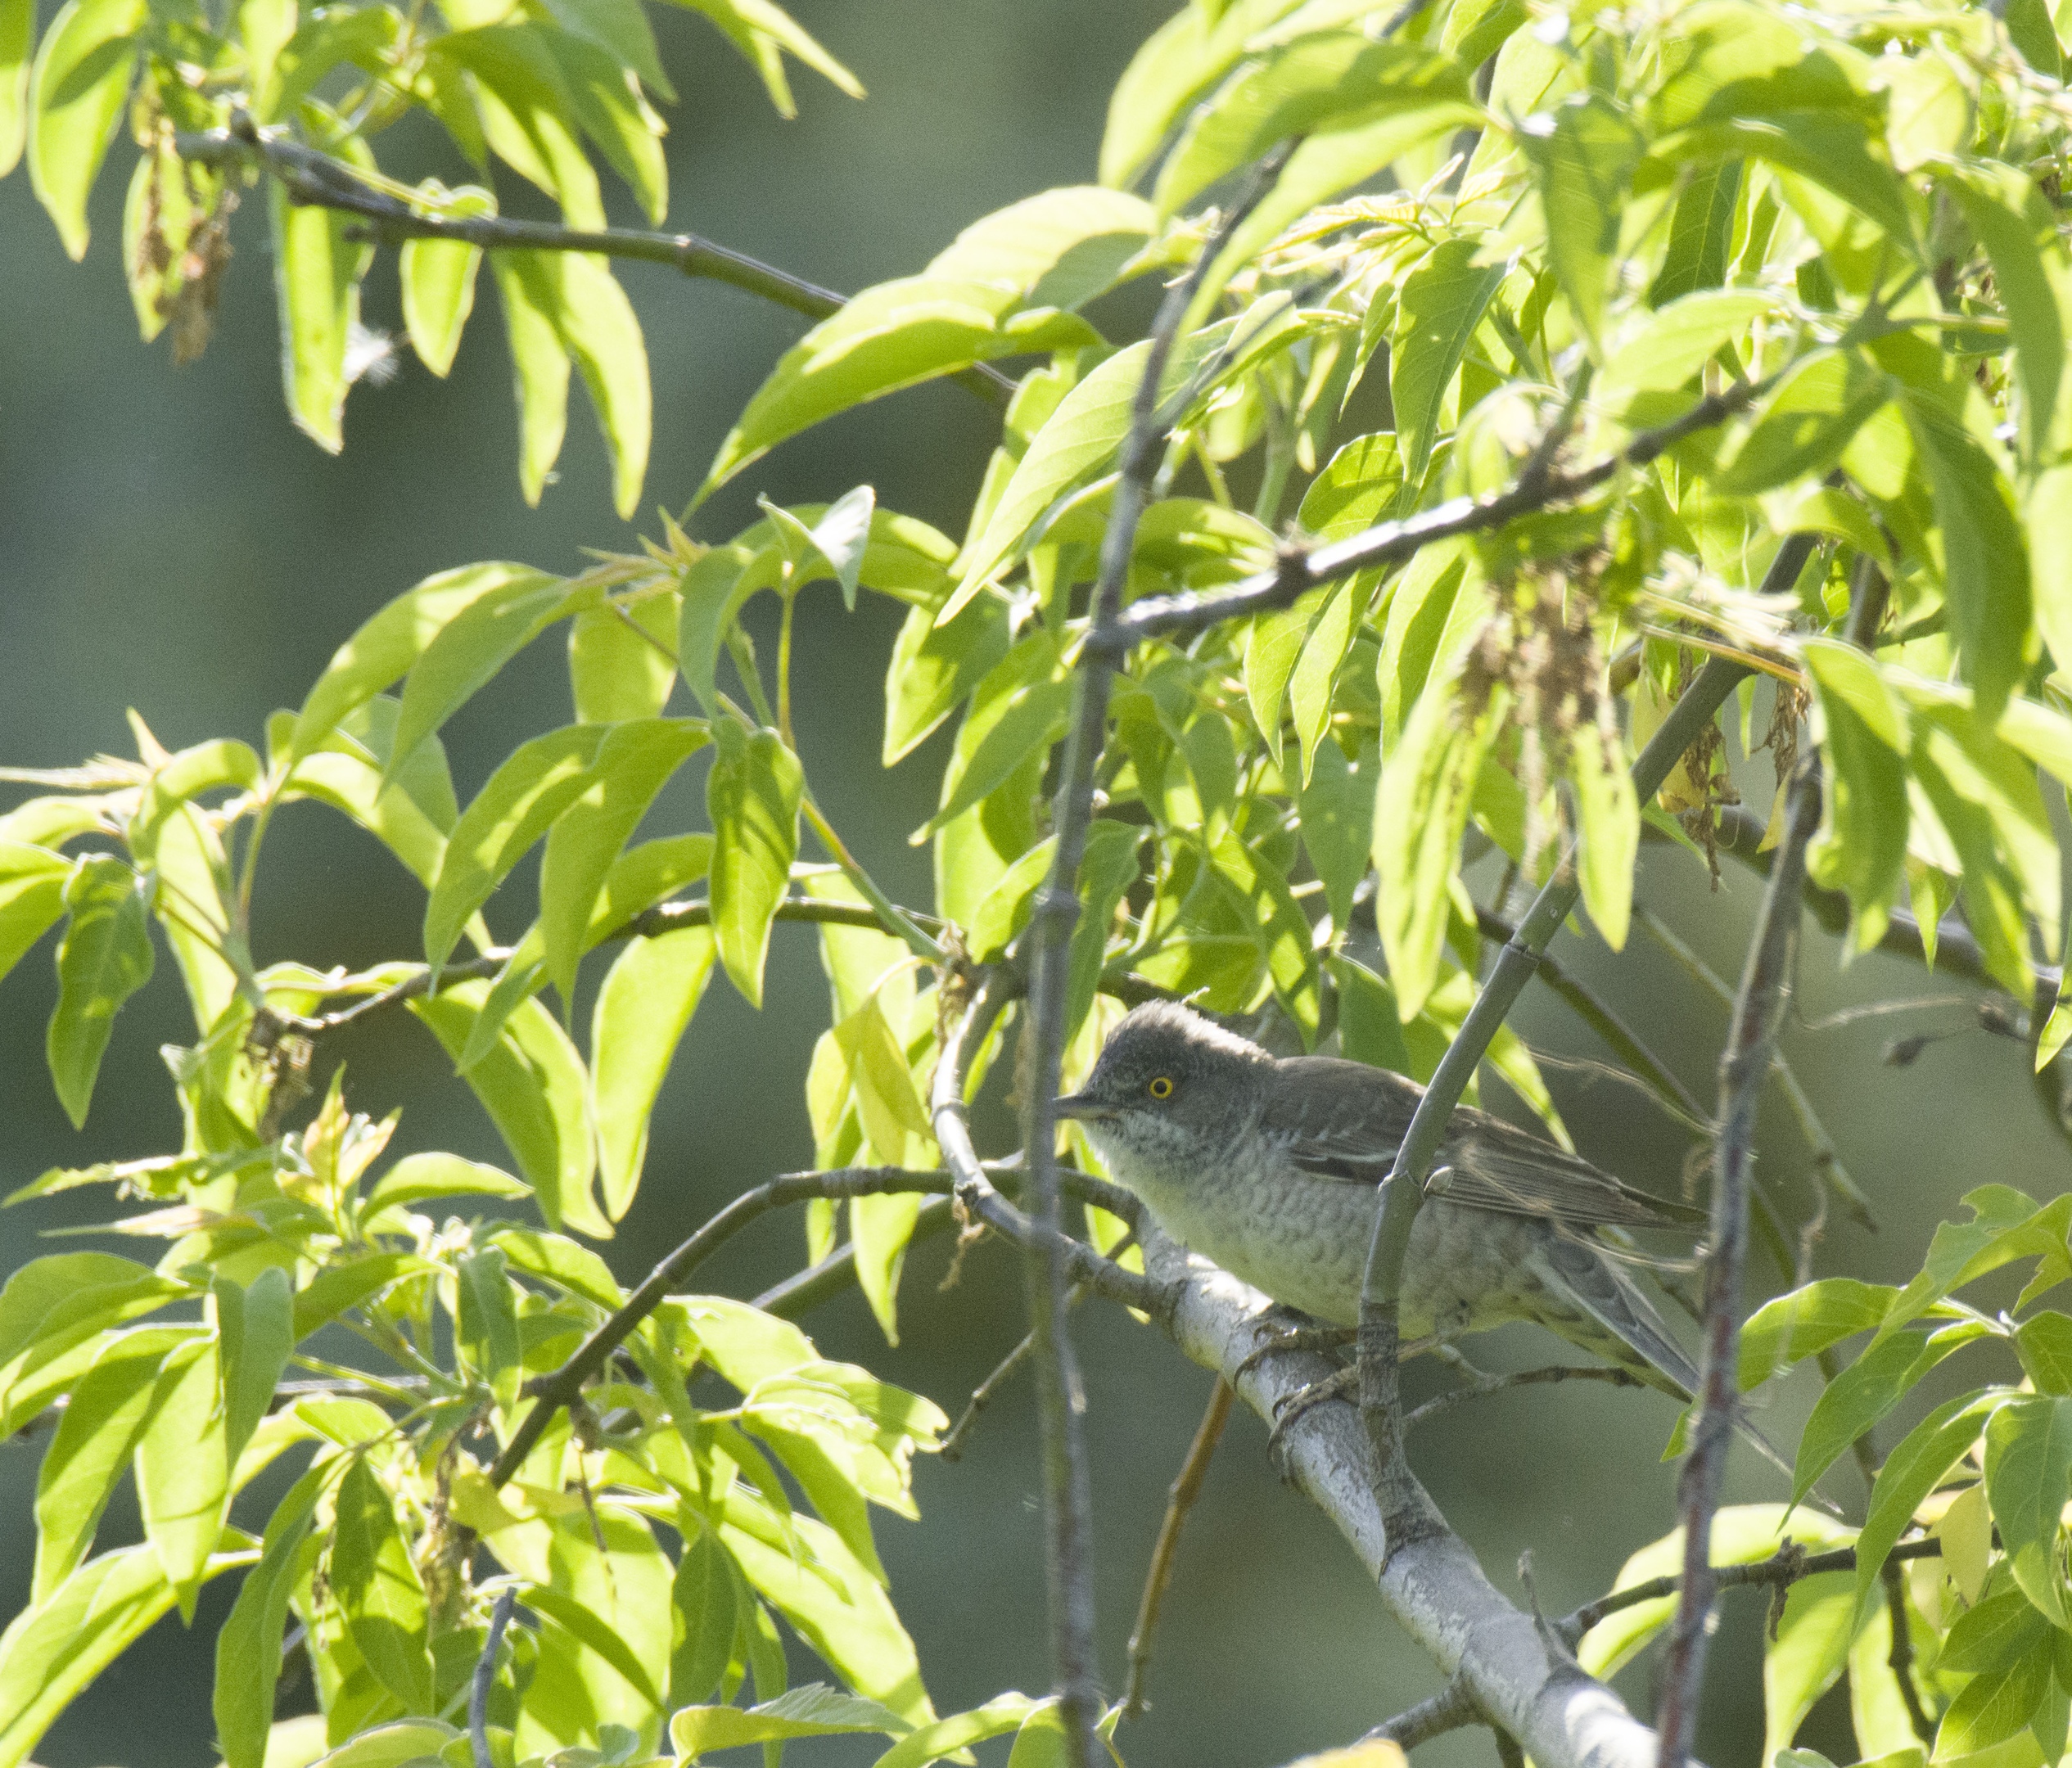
[
  {"x1": 1563, "y1": 1536, "x2": 1943, "y2": 1640},
  {"x1": 1097, "y1": 381, "x2": 1765, "y2": 652},
  {"x1": 1401, "y1": 1364, "x2": 1645, "y2": 1432},
  {"x1": 1655, "y1": 751, "x2": 1823, "y2": 1768},
  {"x1": 1150, "y1": 1226, "x2": 1693, "y2": 1768},
  {"x1": 470, "y1": 1586, "x2": 518, "y2": 1768},
  {"x1": 1122, "y1": 1378, "x2": 1235, "y2": 1720},
  {"x1": 1366, "y1": 1676, "x2": 1483, "y2": 1750},
  {"x1": 1016, "y1": 149, "x2": 1293, "y2": 1768},
  {"x1": 175, "y1": 120, "x2": 1014, "y2": 404},
  {"x1": 1350, "y1": 546, "x2": 1814, "y2": 1524}
]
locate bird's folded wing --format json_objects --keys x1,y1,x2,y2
[{"x1": 1266, "y1": 1056, "x2": 1704, "y2": 1232}]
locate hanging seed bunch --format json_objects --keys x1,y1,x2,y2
[{"x1": 1460, "y1": 557, "x2": 1620, "y2": 880}]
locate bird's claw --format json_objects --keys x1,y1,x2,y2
[
  {"x1": 1263, "y1": 1366, "x2": 1361, "y2": 1459},
  {"x1": 1234, "y1": 1320, "x2": 1357, "y2": 1384}
]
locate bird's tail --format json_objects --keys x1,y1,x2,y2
[{"x1": 1528, "y1": 1235, "x2": 1809, "y2": 1496}]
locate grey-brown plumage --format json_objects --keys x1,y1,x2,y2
[{"x1": 1055, "y1": 999, "x2": 1708, "y2": 1399}]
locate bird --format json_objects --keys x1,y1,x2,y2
[{"x1": 1053, "y1": 998, "x2": 1714, "y2": 1408}]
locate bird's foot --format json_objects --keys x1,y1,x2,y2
[
  {"x1": 1234, "y1": 1320, "x2": 1357, "y2": 1384},
  {"x1": 1263, "y1": 1365, "x2": 1361, "y2": 1459}
]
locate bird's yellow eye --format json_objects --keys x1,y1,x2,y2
[{"x1": 1147, "y1": 1076, "x2": 1174, "y2": 1099}]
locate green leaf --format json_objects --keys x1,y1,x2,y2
[
  {"x1": 1289, "y1": 579, "x2": 1361, "y2": 787},
  {"x1": 706, "y1": 719, "x2": 803, "y2": 1008},
  {"x1": 365, "y1": 1152, "x2": 530, "y2": 1213},
  {"x1": 949, "y1": 318, "x2": 1241, "y2": 614},
  {"x1": 1986, "y1": 1395, "x2": 2072, "y2": 1626},
  {"x1": 0, "y1": 1540, "x2": 251, "y2": 1767},
  {"x1": 431, "y1": 24, "x2": 603, "y2": 225},
  {"x1": 1713, "y1": 350, "x2": 1892, "y2": 494},
  {"x1": 1945, "y1": 172, "x2": 2061, "y2": 463},
  {"x1": 1936, "y1": 1640, "x2": 2052, "y2": 1759},
  {"x1": 456, "y1": 1245, "x2": 524, "y2": 1415},
  {"x1": 589, "y1": 832, "x2": 714, "y2": 936},
  {"x1": 1648, "y1": 159, "x2": 1743, "y2": 304},
  {"x1": 31, "y1": 1326, "x2": 185, "y2": 1603},
  {"x1": 214, "y1": 1460, "x2": 327, "y2": 1768},
  {"x1": 47, "y1": 855, "x2": 155, "y2": 1130},
  {"x1": 1569, "y1": 712, "x2": 1637, "y2": 951},
  {"x1": 423, "y1": 723, "x2": 609, "y2": 976},
  {"x1": 702, "y1": 187, "x2": 1152, "y2": 493},
  {"x1": 1855, "y1": 1390, "x2": 2008, "y2": 1621},
  {"x1": 289, "y1": 1251, "x2": 421, "y2": 1339},
  {"x1": 269, "y1": 179, "x2": 371, "y2": 453},
  {"x1": 2017, "y1": 1313, "x2": 2072, "y2": 1396},
  {"x1": 671, "y1": 1683, "x2": 912, "y2": 1761},
  {"x1": 1375, "y1": 674, "x2": 1505, "y2": 1021},
  {"x1": 1764, "y1": 1569, "x2": 1858, "y2": 1764},
  {"x1": 332, "y1": 1459, "x2": 434, "y2": 1712},
  {"x1": 917, "y1": 636, "x2": 1070, "y2": 841},
  {"x1": 1799, "y1": 1320, "x2": 1995, "y2": 1503},
  {"x1": 491, "y1": 249, "x2": 571, "y2": 506},
  {"x1": 413, "y1": 983, "x2": 604, "y2": 1238},
  {"x1": 0, "y1": 0, "x2": 32, "y2": 178},
  {"x1": 871, "y1": 1694, "x2": 1040, "y2": 1768},
  {"x1": 1298, "y1": 737, "x2": 1375, "y2": 932},
  {"x1": 1298, "y1": 432, "x2": 1408, "y2": 541},
  {"x1": 670, "y1": 0, "x2": 861, "y2": 117},
  {"x1": 1523, "y1": 93, "x2": 1644, "y2": 354},
  {"x1": 0, "y1": 844, "x2": 70, "y2": 990},
  {"x1": 399, "y1": 190, "x2": 492, "y2": 378},
  {"x1": 494, "y1": 1226, "x2": 622, "y2": 1310},
  {"x1": 591, "y1": 926, "x2": 715, "y2": 1221},
  {"x1": 1603, "y1": 289, "x2": 1772, "y2": 399},
  {"x1": 883, "y1": 589, "x2": 1011, "y2": 766},
  {"x1": 1155, "y1": 35, "x2": 1472, "y2": 219},
  {"x1": 1739, "y1": 1278, "x2": 1895, "y2": 1387},
  {"x1": 1068, "y1": 821, "x2": 1143, "y2": 1046},
  {"x1": 1906, "y1": 394, "x2": 2033, "y2": 725},
  {"x1": 1941, "y1": 1584, "x2": 2048, "y2": 1676},
  {"x1": 214, "y1": 1268, "x2": 293, "y2": 1471},
  {"x1": 539, "y1": 717, "x2": 706, "y2": 1002},
  {"x1": 134, "y1": 1333, "x2": 229, "y2": 1620},
  {"x1": 1392, "y1": 238, "x2": 1506, "y2": 482},
  {"x1": 26, "y1": 0, "x2": 142, "y2": 258},
  {"x1": 675, "y1": 543, "x2": 756, "y2": 716},
  {"x1": 391, "y1": 573, "x2": 577, "y2": 783},
  {"x1": 541, "y1": 24, "x2": 668, "y2": 223},
  {"x1": 669, "y1": 1526, "x2": 740, "y2": 1708},
  {"x1": 569, "y1": 589, "x2": 681, "y2": 724},
  {"x1": 1244, "y1": 589, "x2": 1328, "y2": 766},
  {"x1": 0, "y1": 1254, "x2": 187, "y2": 1430},
  {"x1": 291, "y1": 564, "x2": 559, "y2": 765},
  {"x1": 1802, "y1": 638, "x2": 1909, "y2": 952}
]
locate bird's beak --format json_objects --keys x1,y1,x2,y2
[{"x1": 1053, "y1": 1092, "x2": 1114, "y2": 1123}]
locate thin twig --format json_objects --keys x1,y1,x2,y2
[
  {"x1": 1401, "y1": 1363, "x2": 1644, "y2": 1432},
  {"x1": 1366, "y1": 1676, "x2": 1482, "y2": 1749},
  {"x1": 471, "y1": 1587, "x2": 518, "y2": 1768},
  {"x1": 176, "y1": 124, "x2": 1013, "y2": 404},
  {"x1": 1656, "y1": 747, "x2": 1824, "y2": 1768},
  {"x1": 1352, "y1": 536, "x2": 1819, "y2": 1522},
  {"x1": 1883, "y1": 1558, "x2": 1939, "y2": 1743},
  {"x1": 1122, "y1": 1378, "x2": 1235, "y2": 1719},
  {"x1": 1097, "y1": 380, "x2": 1770, "y2": 652},
  {"x1": 1564, "y1": 1536, "x2": 1943, "y2": 1640},
  {"x1": 1016, "y1": 151, "x2": 1293, "y2": 1768}
]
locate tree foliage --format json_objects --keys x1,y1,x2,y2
[{"x1": 3, "y1": 0, "x2": 2072, "y2": 1761}]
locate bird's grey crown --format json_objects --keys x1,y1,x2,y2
[{"x1": 1083, "y1": 1000, "x2": 1274, "y2": 1090}]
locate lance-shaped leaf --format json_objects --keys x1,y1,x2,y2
[
  {"x1": 269, "y1": 178, "x2": 372, "y2": 454},
  {"x1": 413, "y1": 981, "x2": 605, "y2": 1237},
  {"x1": 1944, "y1": 169, "x2": 2062, "y2": 463},
  {"x1": 569, "y1": 587, "x2": 681, "y2": 724},
  {"x1": 882, "y1": 587, "x2": 1011, "y2": 767},
  {"x1": 1376, "y1": 678, "x2": 1506, "y2": 1022},
  {"x1": 1985, "y1": 1394, "x2": 2072, "y2": 1626},
  {"x1": 134, "y1": 1333, "x2": 229, "y2": 1621},
  {"x1": 1713, "y1": 350, "x2": 1892, "y2": 494},
  {"x1": 702, "y1": 187, "x2": 1153, "y2": 494},
  {"x1": 671, "y1": 1683, "x2": 914, "y2": 1760},
  {"x1": 213, "y1": 1459, "x2": 327, "y2": 1768},
  {"x1": 0, "y1": 1539, "x2": 251, "y2": 1767},
  {"x1": 670, "y1": 1525, "x2": 740, "y2": 1708},
  {"x1": 388, "y1": 571, "x2": 578, "y2": 783},
  {"x1": 331, "y1": 1458, "x2": 435, "y2": 1711},
  {"x1": 492, "y1": 249, "x2": 571, "y2": 506},
  {"x1": 424, "y1": 723, "x2": 608, "y2": 976},
  {"x1": 291, "y1": 562, "x2": 559, "y2": 764},
  {"x1": 47, "y1": 855, "x2": 155, "y2": 1130},
  {"x1": 1520, "y1": 94, "x2": 1644, "y2": 355},
  {"x1": 32, "y1": 1325, "x2": 187, "y2": 1603},
  {"x1": 591, "y1": 925, "x2": 715, "y2": 1221},
  {"x1": 1802, "y1": 638, "x2": 1908, "y2": 952},
  {"x1": 538, "y1": 717, "x2": 707, "y2": 1003},
  {"x1": 214, "y1": 1268, "x2": 293, "y2": 1472},
  {"x1": 1391, "y1": 238, "x2": 1506, "y2": 483},
  {"x1": 400, "y1": 187, "x2": 493, "y2": 377},
  {"x1": 1853, "y1": 1389, "x2": 2009, "y2": 1621},
  {"x1": 26, "y1": 0, "x2": 142, "y2": 258},
  {"x1": 706, "y1": 718, "x2": 802, "y2": 1008},
  {"x1": 0, "y1": 841, "x2": 70, "y2": 991},
  {"x1": 0, "y1": 0, "x2": 33, "y2": 178}
]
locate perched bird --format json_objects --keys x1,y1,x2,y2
[{"x1": 1054, "y1": 999, "x2": 1710, "y2": 1400}]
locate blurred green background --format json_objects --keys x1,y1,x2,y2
[{"x1": 1, "y1": 3, "x2": 2056, "y2": 1762}]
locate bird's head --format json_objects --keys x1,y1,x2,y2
[{"x1": 1054, "y1": 1001, "x2": 1271, "y2": 1166}]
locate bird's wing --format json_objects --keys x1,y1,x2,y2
[{"x1": 1266, "y1": 1057, "x2": 1705, "y2": 1233}]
